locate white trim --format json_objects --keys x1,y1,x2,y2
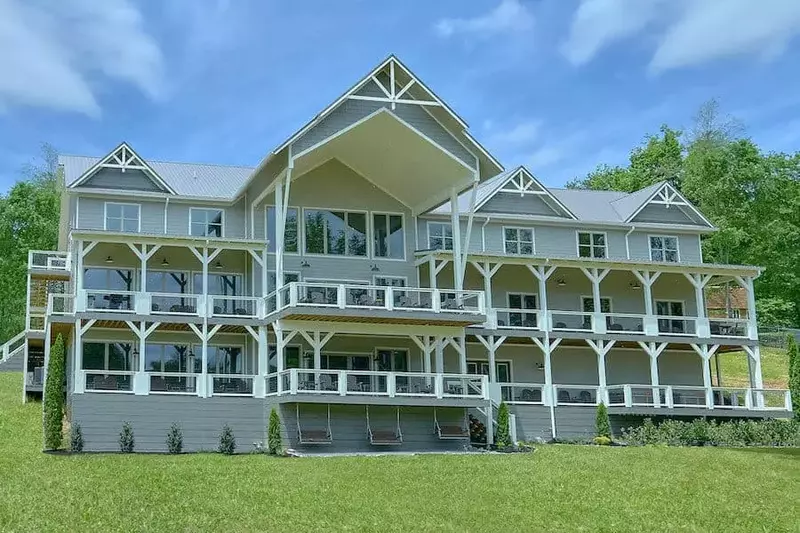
[
  {"x1": 576, "y1": 231, "x2": 608, "y2": 259},
  {"x1": 473, "y1": 167, "x2": 578, "y2": 220},
  {"x1": 466, "y1": 359, "x2": 513, "y2": 382},
  {"x1": 426, "y1": 221, "x2": 453, "y2": 251},
  {"x1": 627, "y1": 182, "x2": 715, "y2": 228},
  {"x1": 69, "y1": 142, "x2": 177, "y2": 195},
  {"x1": 103, "y1": 202, "x2": 141, "y2": 233},
  {"x1": 370, "y1": 211, "x2": 407, "y2": 261},
  {"x1": 501, "y1": 226, "x2": 535, "y2": 256},
  {"x1": 189, "y1": 207, "x2": 226, "y2": 239},
  {"x1": 647, "y1": 234, "x2": 681, "y2": 263}
]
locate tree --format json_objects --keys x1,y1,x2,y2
[
  {"x1": 495, "y1": 402, "x2": 511, "y2": 448},
  {"x1": 268, "y1": 408, "x2": 282, "y2": 455},
  {"x1": 595, "y1": 402, "x2": 611, "y2": 439},
  {"x1": 43, "y1": 334, "x2": 66, "y2": 450},
  {"x1": 788, "y1": 335, "x2": 800, "y2": 418}
]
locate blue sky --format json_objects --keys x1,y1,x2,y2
[{"x1": 2, "y1": 0, "x2": 800, "y2": 192}]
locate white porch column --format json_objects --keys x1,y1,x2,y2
[
  {"x1": 528, "y1": 265, "x2": 556, "y2": 332},
  {"x1": 633, "y1": 270, "x2": 661, "y2": 335},
  {"x1": 743, "y1": 345, "x2": 764, "y2": 408},
  {"x1": 684, "y1": 273, "x2": 713, "y2": 337},
  {"x1": 639, "y1": 341, "x2": 667, "y2": 407},
  {"x1": 735, "y1": 275, "x2": 759, "y2": 340},
  {"x1": 201, "y1": 323, "x2": 209, "y2": 397},
  {"x1": 449, "y1": 187, "x2": 463, "y2": 292},
  {"x1": 471, "y1": 261, "x2": 502, "y2": 326},
  {"x1": 580, "y1": 268, "x2": 610, "y2": 334},
  {"x1": 434, "y1": 336, "x2": 444, "y2": 373},
  {"x1": 127, "y1": 320, "x2": 158, "y2": 395},
  {"x1": 587, "y1": 339, "x2": 615, "y2": 404},
  {"x1": 691, "y1": 343, "x2": 719, "y2": 409},
  {"x1": 458, "y1": 335, "x2": 467, "y2": 374},
  {"x1": 532, "y1": 336, "x2": 560, "y2": 407}
]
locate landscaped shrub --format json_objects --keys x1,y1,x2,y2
[
  {"x1": 788, "y1": 335, "x2": 800, "y2": 418},
  {"x1": 495, "y1": 402, "x2": 511, "y2": 448},
  {"x1": 593, "y1": 436, "x2": 611, "y2": 446},
  {"x1": 622, "y1": 418, "x2": 800, "y2": 447},
  {"x1": 219, "y1": 424, "x2": 236, "y2": 455},
  {"x1": 119, "y1": 422, "x2": 135, "y2": 453},
  {"x1": 166, "y1": 423, "x2": 183, "y2": 454},
  {"x1": 69, "y1": 423, "x2": 84, "y2": 453},
  {"x1": 469, "y1": 414, "x2": 486, "y2": 444},
  {"x1": 595, "y1": 402, "x2": 611, "y2": 438},
  {"x1": 43, "y1": 334, "x2": 66, "y2": 450},
  {"x1": 267, "y1": 408, "x2": 282, "y2": 455}
]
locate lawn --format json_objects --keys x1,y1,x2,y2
[
  {"x1": 0, "y1": 373, "x2": 798, "y2": 532},
  {"x1": 717, "y1": 347, "x2": 789, "y2": 389}
]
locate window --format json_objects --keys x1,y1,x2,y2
[
  {"x1": 83, "y1": 268, "x2": 134, "y2": 291},
  {"x1": 193, "y1": 273, "x2": 243, "y2": 296},
  {"x1": 373, "y1": 213, "x2": 405, "y2": 259},
  {"x1": 374, "y1": 276, "x2": 407, "y2": 306},
  {"x1": 190, "y1": 208, "x2": 224, "y2": 237},
  {"x1": 82, "y1": 342, "x2": 134, "y2": 371},
  {"x1": 304, "y1": 210, "x2": 367, "y2": 256},
  {"x1": 266, "y1": 206, "x2": 298, "y2": 253},
  {"x1": 104, "y1": 203, "x2": 140, "y2": 232},
  {"x1": 467, "y1": 361, "x2": 511, "y2": 382},
  {"x1": 428, "y1": 222, "x2": 453, "y2": 250},
  {"x1": 503, "y1": 227, "x2": 534, "y2": 255},
  {"x1": 507, "y1": 293, "x2": 538, "y2": 328},
  {"x1": 267, "y1": 272, "x2": 299, "y2": 293},
  {"x1": 649, "y1": 235, "x2": 679, "y2": 262},
  {"x1": 375, "y1": 349, "x2": 408, "y2": 372},
  {"x1": 147, "y1": 271, "x2": 189, "y2": 294},
  {"x1": 268, "y1": 345, "x2": 301, "y2": 373},
  {"x1": 582, "y1": 297, "x2": 612, "y2": 313},
  {"x1": 656, "y1": 300, "x2": 685, "y2": 334},
  {"x1": 577, "y1": 232, "x2": 607, "y2": 258},
  {"x1": 144, "y1": 344, "x2": 196, "y2": 373},
  {"x1": 206, "y1": 345, "x2": 252, "y2": 374}
]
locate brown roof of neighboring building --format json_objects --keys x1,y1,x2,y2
[{"x1": 706, "y1": 287, "x2": 748, "y2": 310}]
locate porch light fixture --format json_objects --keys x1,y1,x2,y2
[
  {"x1": 214, "y1": 261, "x2": 223, "y2": 270},
  {"x1": 105, "y1": 256, "x2": 114, "y2": 264},
  {"x1": 630, "y1": 281, "x2": 642, "y2": 290},
  {"x1": 536, "y1": 363, "x2": 544, "y2": 371},
  {"x1": 370, "y1": 264, "x2": 380, "y2": 272},
  {"x1": 300, "y1": 260, "x2": 310, "y2": 268},
  {"x1": 556, "y1": 278, "x2": 566, "y2": 287},
  {"x1": 161, "y1": 258, "x2": 170, "y2": 267}
]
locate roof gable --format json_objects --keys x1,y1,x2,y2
[
  {"x1": 68, "y1": 143, "x2": 176, "y2": 194},
  {"x1": 474, "y1": 167, "x2": 577, "y2": 219},
  {"x1": 614, "y1": 181, "x2": 713, "y2": 227}
]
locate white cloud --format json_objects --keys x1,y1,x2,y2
[
  {"x1": 436, "y1": 0, "x2": 534, "y2": 38},
  {"x1": 485, "y1": 119, "x2": 542, "y2": 148},
  {"x1": 0, "y1": 0, "x2": 164, "y2": 116},
  {"x1": 561, "y1": 0, "x2": 800, "y2": 71}
]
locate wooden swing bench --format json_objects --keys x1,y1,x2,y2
[{"x1": 296, "y1": 404, "x2": 333, "y2": 445}]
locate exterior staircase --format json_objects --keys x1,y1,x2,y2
[{"x1": 0, "y1": 332, "x2": 26, "y2": 372}]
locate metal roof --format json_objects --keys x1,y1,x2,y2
[{"x1": 60, "y1": 155, "x2": 253, "y2": 200}]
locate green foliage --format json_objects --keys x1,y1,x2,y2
[
  {"x1": 43, "y1": 334, "x2": 65, "y2": 450},
  {"x1": 267, "y1": 408, "x2": 282, "y2": 455},
  {"x1": 595, "y1": 402, "x2": 611, "y2": 438},
  {"x1": 218, "y1": 424, "x2": 236, "y2": 455},
  {"x1": 593, "y1": 436, "x2": 612, "y2": 446},
  {"x1": 787, "y1": 335, "x2": 800, "y2": 418},
  {"x1": 0, "y1": 145, "x2": 61, "y2": 344},
  {"x1": 166, "y1": 423, "x2": 183, "y2": 454},
  {"x1": 119, "y1": 422, "x2": 135, "y2": 453},
  {"x1": 622, "y1": 417, "x2": 800, "y2": 447},
  {"x1": 69, "y1": 424, "x2": 84, "y2": 453},
  {"x1": 756, "y1": 298, "x2": 797, "y2": 328},
  {"x1": 468, "y1": 414, "x2": 486, "y2": 444},
  {"x1": 495, "y1": 402, "x2": 511, "y2": 448}
]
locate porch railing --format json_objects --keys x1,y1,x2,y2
[
  {"x1": 550, "y1": 312, "x2": 593, "y2": 333},
  {"x1": 83, "y1": 370, "x2": 135, "y2": 393},
  {"x1": 210, "y1": 374, "x2": 255, "y2": 396},
  {"x1": 85, "y1": 290, "x2": 137, "y2": 313},
  {"x1": 149, "y1": 293, "x2": 201, "y2": 316},
  {"x1": 47, "y1": 293, "x2": 74, "y2": 316},
  {"x1": 492, "y1": 309, "x2": 541, "y2": 330},
  {"x1": 208, "y1": 295, "x2": 260, "y2": 319},
  {"x1": 267, "y1": 369, "x2": 488, "y2": 400},
  {"x1": 267, "y1": 282, "x2": 485, "y2": 316},
  {"x1": 553, "y1": 384, "x2": 601, "y2": 406},
  {"x1": 148, "y1": 372, "x2": 199, "y2": 394},
  {"x1": 28, "y1": 250, "x2": 70, "y2": 272},
  {"x1": 499, "y1": 383, "x2": 546, "y2": 405},
  {"x1": 708, "y1": 318, "x2": 750, "y2": 338}
]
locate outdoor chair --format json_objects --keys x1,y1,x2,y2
[
  {"x1": 609, "y1": 323, "x2": 624, "y2": 331},
  {"x1": 311, "y1": 291, "x2": 325, "y2": 304},
  {"x1": 579, "y1": 390, "x2": 593, "y2": 403},
  {"x1": 555, "y1": 322, "x2": 567, "y2": 329},
  {"x1": 558, "y1": 390, "x2": 571, "y2": 403}
]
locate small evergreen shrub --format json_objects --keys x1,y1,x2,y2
[
  {"x1": 267, "y1": 408, "x2": 282, "y2": 455},
  {"x1": 219, "y1": 424, "x2": 236, "y2": 455},
  {"x1": 787, "y1": 335, "x2": 800, "y2": 418},
  {"x1": 43, "y1": 334, "x2": 66, "y2": 450},
  {"x1": 166, "y1": 423, "x2": 183, "y2": 454},
  {"x1": 69, "y1": 423, "x2": 84, "y2": 453},
  {"x1": 495, "y1": 402, "x2": 511, "y2": 448},
  {"x1": 119, "y1": 422, "x2": 135, "y2": 453},
  {"x1": 593, "y1": 436, "x2": 612, "y2": 446},
  {"x1": 595, "y1": 402, "x2": 611, "y2": 438}
]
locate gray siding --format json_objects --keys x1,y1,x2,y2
[
  {"x1": 268, "y1": 401, "x2": 469, "y2": 453},
  {"x1": 628, "y1": 232, "x2": 702, "y2": 263},
  {"x1": 479, "y1": 193, "x2": 567, "y2": 218},
  {"x1": 77, "y1": 196, "x2": 165, "y2": 234},
  {"x1": 508, "y1": 404, "x2": 553, "y2": 441},
  {"x1": 632, "y1": 204, "x2": 702, "y2": 225},
  {"x1": 291, "y1": 99, "x2": 474, "y2": 169},
  {"x1": 78, "y1": 168, "x2": 164, "y2": 192},
  {"x1": 71, "y1": 394, "x2": 265, "y2": 453}
]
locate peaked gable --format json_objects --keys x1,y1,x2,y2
[
  {"x1": 616, "y1": 182, "x2": 713, "y2": 227},
  {"x1": 475, "y1": 167, "x2": 577, "y2": 219},
  {"x1": 69, "y1": 143, "x2": 176, "y2": 194}
]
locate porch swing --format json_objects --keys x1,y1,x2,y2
[
  {"x1": 434, "y1": 407, "x2": 469, "y2": 439},
  {"x1": 366, "y1": 405, "x2": 403, "y2": 445},
  {"x1": 296, "y1": 403, "x2": 333, "y2": 445}
]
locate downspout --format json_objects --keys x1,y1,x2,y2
[
  {"x1": 481, "y1": 216, "x2": 491, "y2": 252},
  {"x1": 163, "y1": 197, "x2": 170, "y2": 234},
  {"x1": 625, "y1": 225, "x2": 635, "y2": 260}
]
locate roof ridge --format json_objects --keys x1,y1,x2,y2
[{"x1": 60, "y1": 153, "x2": 255, "y2": 170}]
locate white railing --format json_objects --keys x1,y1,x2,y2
[
  {"x1": 751, "y1": 389, "x2": 793, "y2": 411},
  {"x1": 1, "y1": 331, "x2": 26, "y2": 363},
  {"x1": 210, "y1": 374, "x2": 255, "y2": 396},
  {"x1": 606, "y1": 384, "x2": 670, "y2": 407},
  {"x1": 148, "y1": 372, "x2": 199, "y2": 394},
  {"x1": 28, "y1": 250, "x2": 70, "y2": 272},
  {"x1": 492, "y1": 309, "x2": 541, "y2": 330},
  {"x1": 83, "y1": 370, "x2": 135, "y2": 393},
  {"x1": 667, "y1": 386, "x2": 708, "y2": 408},
  {"x1": 708, "y1": 318, "x2": 750, "y2": 338},
  {"x1": 268, "y1": 282, "x2": 486, "y2": 316},
  {"x1": 149, "y1": 293, "x2": 201, "y2": 316},
  {"x1": 47, "y1": 293, "x2": 74, "y2": 316},
  {"x1": 267, "y1": 369, "x2": 488, "y2": 400},
  {"x1": 604, "y1": 313, "x2": 646, "y2": 334},
  {"x1": 657, "y1": 316, "x2": 697, "y2": 336},
  {"x1": 553, "y1": 384, "x2": 602, "y2": 406},
  {"x1": 550, "y1": 311, "x2": 593, "y2": 332},
  {"x1": 711, "y1": 387, "x2": 750, "y2": 409},
  {"x1": 500, "y1": 383, "x2": 546, "y2": 405},
  {"x1": 85, "y1": 290, "x2": 136, "y2": 313},
  {"x1": 208, "y1": 295, "x2": 260, "y2": 318}
]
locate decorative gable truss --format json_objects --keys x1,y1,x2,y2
[
  {"x1": 69, "y1": 142, "x2": 176, "y2": 194},
  {"x1": 476, "y1": 167, "x2": 577, "y2": 219},
  {"x1": 628, "y1": 182, "x2": 713, "y2": 227}
]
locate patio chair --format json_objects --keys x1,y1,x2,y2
[
  {"x1": 318, "y1": 374, "x2": 336, "y2": 391},
  {"x1": 558, "y1": 390, "x2": 571, "y2": 403},
  {"x1": 234, "y1": 307, "x2": 249, "y2": 315},
  {"x1": 150, "y1": 376, "x2": 167, "y2": 392},
  {"x1": 107, "y1": 294, "x2": 125, "y2": 310},
  {"x1": 555, "y1": 322, "x2": 567, "y2": 329},
  {"x1": 608, "y1": 323, "x2": 624, "y2": 331},
  {"x1": 579, "y1": 390, "x2": 593, "y2": 403},
  {"x1": 311, "y1": 291, "x2": 325, "y2": 304}
]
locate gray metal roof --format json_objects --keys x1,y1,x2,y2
[{"x1": 60, "y1": 155, "x2": 254, "y2": 200}]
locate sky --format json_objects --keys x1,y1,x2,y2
[{"x1": 2, "y1": 0, "x2": 800, "y2": 192}]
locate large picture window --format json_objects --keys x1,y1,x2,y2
[
  {"x1": 145, "y1": 344, "x2": 196, "y2": 373},
  {"x1": 82, "y1": 342, "x2": 134, "y2": 371},
  {"x1": 206, "y1": 346, "x2": 252, "y2": 374},
  {"x1": 428, "y1": 222, "x2": 453, "y2": 250},
  {"x1": 649, "y1": 235, "x2": 679, "y2": 262},
  {"x1": 193, "y1": 273, "x2": 243, "y2": 296},
  {"x1": 266, "y1": 206, "x2": 298, "y2": 253},
  {"x1": 373, "y1": 213, "x2": 405, "y2": 259},
  {"x1": 190, "y1": 208, "x2": 224, "y2": 237},
  {"x1": 104, "y1": 203, "x2": 140, "y2": 233},
  {"x1": 304, "y1": 210, "x2": 367, "y2": 256}
]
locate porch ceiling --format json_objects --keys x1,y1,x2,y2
[{"x1": 292, "y1": 110, "x2": 475, "y2": 215}]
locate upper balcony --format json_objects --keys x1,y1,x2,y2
[
  {"x1": 266, "y1": 281, "x2": 486, "y2": 327},
  {"x1": 28, "y1": 250, "x2": 71, "y2": 279}
]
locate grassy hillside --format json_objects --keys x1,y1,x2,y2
[
  {"x1": 717, "y1": 347, "x2": 789, "y2": 389},
  {"x1": 0, "y1": 373, "x2": 798, "y2": 532}
]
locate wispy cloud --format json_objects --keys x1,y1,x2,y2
[
  {"x1": 561, "y1": 0, "x2": 800, "y2": 72},
  {"x1": 435, "y1": 0, "x2": 534, "y2": 38},
  {"x1": 0, "y1": 0, "x2": 164, "y2": 116},
  {"x1": 485, "y1": 119, "x2": 542, "y2": 148}
]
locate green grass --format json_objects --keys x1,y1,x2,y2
[
  {"x1": 717, "y1": 347, "x2": 789, "y2": 389},
  {"x1": 1, "y1": 373, "x2": 799, "y2": 532}
]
